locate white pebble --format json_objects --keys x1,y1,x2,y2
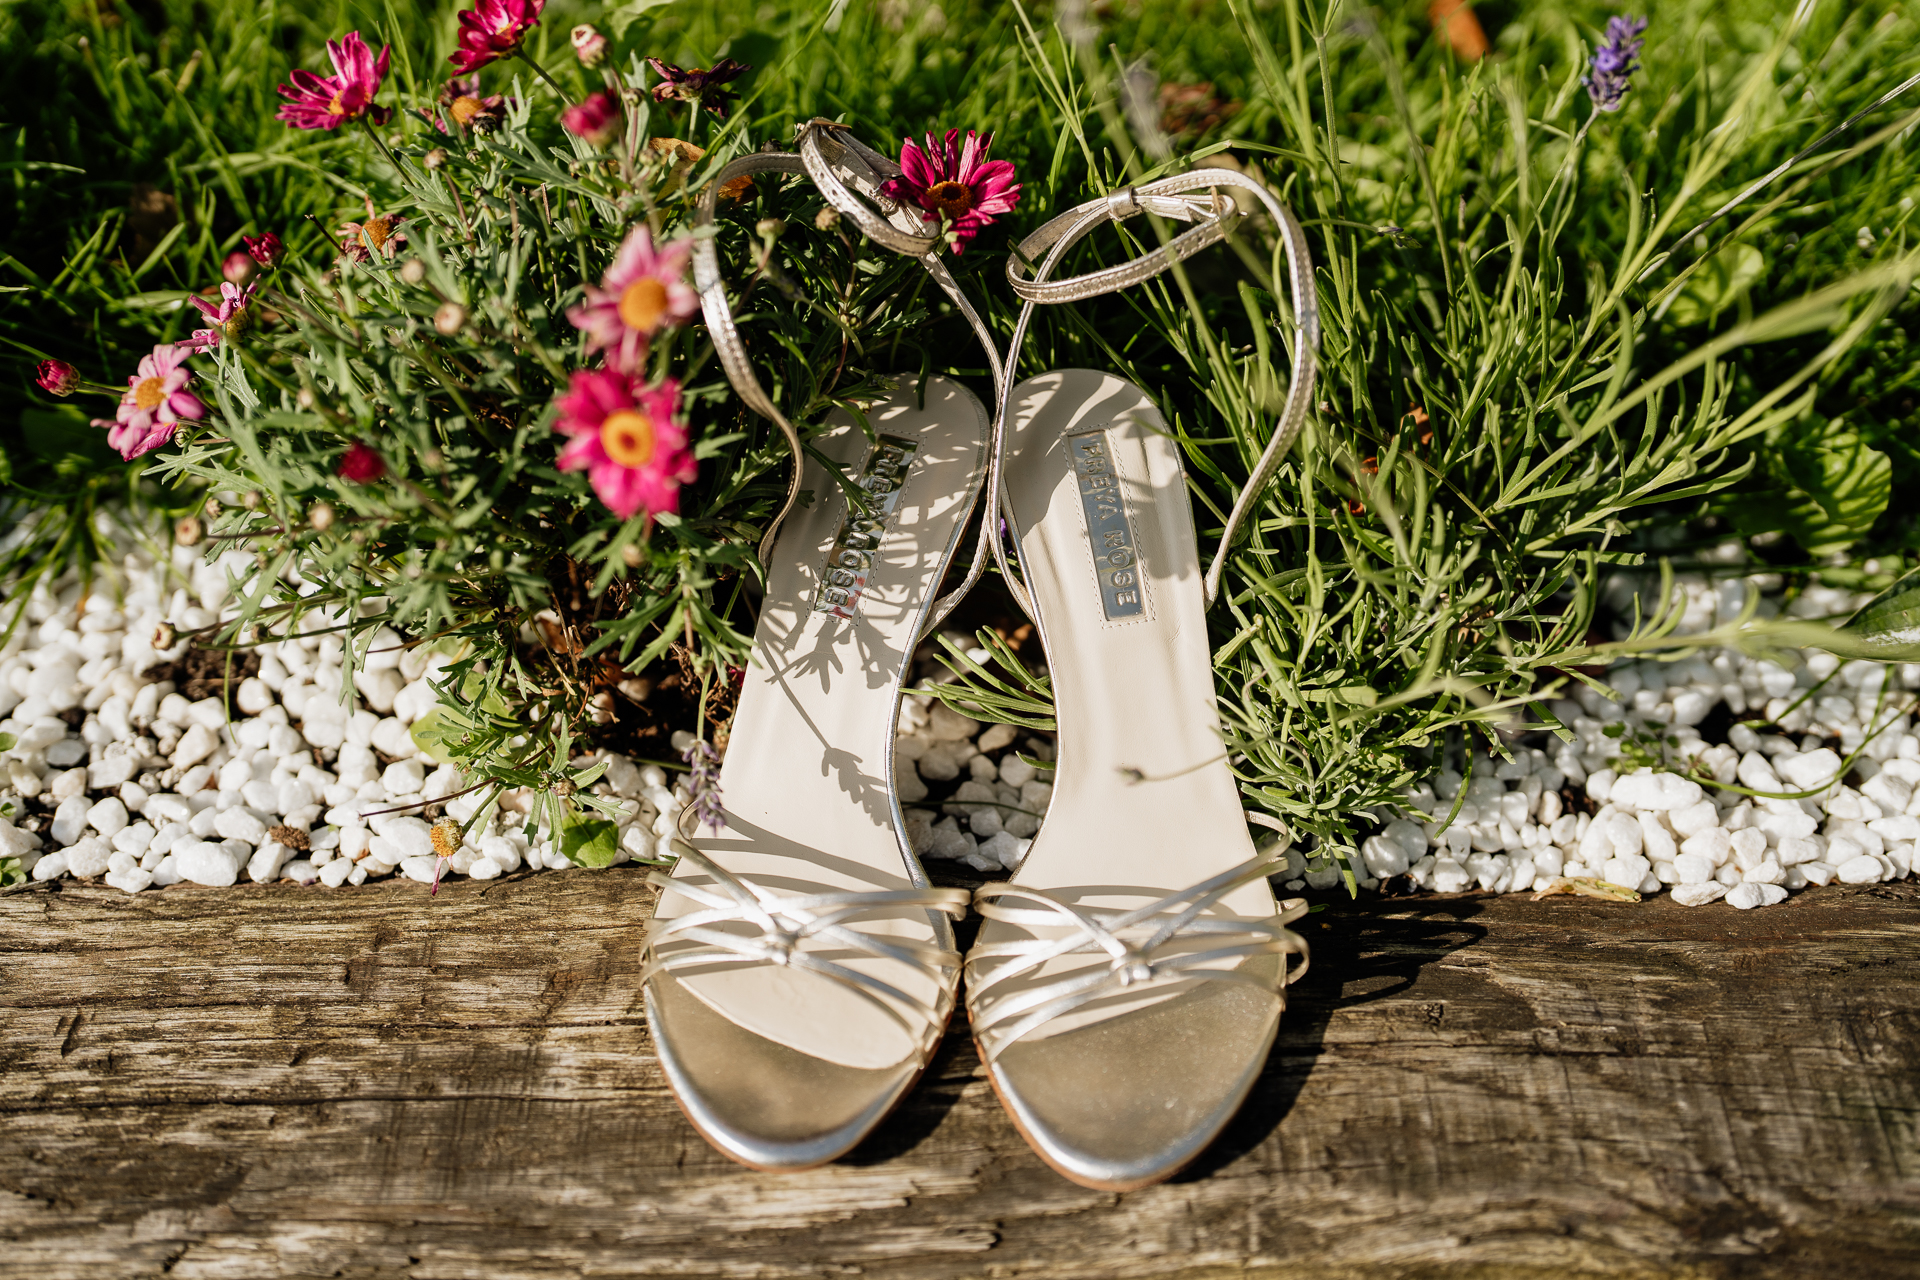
[
  {"x1": 1672, "y1": 881, "x2": 1728, "y2": 907},
  {"x1": 174, "y1": 840, "x2": 242, "y2": 886},
  {"x1": 1835, "y1": 854, "x2": 1884, "y2": 884},
  {"x1": 86, "y1": 796, "x2": 130, "y2": 838},
  {"x1": 214, "y1": 808, "x2": 268, "y2": 845}
]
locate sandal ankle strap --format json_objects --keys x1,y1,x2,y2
[
  {"x1": 691, "y1": 149, "x2": 813, "y2": 571},
  {"x1": 991, "y1": 167, "x2": 1322, "y2": 612}
]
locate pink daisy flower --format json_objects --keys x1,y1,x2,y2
[
  {"x1": 565, "y1": 227, "x2": 698, "y2": 374},
  {"x1": 450, "y1": 0, "x2": 546, "y2": 75},
  {"x1": 276, "y1": 32, "x2": 393, "y2": 132},
  {"x1": 552, "y1": 370, "x2": 695, "y2": 520},
  {"x1": 879, "y1": 129, "x2": 1022, "y2": 252},
  {"x1": 97, "y1": 344, "x2": 206, "y2": 460},
  {"x1": 182, "y1": 280, "x2": 258, "y2": 351}
]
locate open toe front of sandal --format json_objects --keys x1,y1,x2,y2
[{"x1": 646, "y1": 970, "x2": 924, "y2": 1170}]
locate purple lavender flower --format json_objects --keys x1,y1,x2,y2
[
  {"x1": 682, "y1": 739, "x2": 724, "y2": 833},
  {"x1": 1584, "y1": 16, "x2": 1648, "y2": 114}
]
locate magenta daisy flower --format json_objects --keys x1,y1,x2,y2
[
  {"x1": 181, "y1": 280, "x2": 258, "y2": 351},
  {"x1": 98, "y1": 345, "x2": 206, "y2": 460},
  {"x1": 276, "y1": 32, "x2": 393, "y2": 131},
  {"x1": 879, "y1": 129, "x2": 1022, "y2": 252},
  {"x1": 565, "y1": 227, "x2": 698, "y2": 374},
  {"x1": 451, "y1": 0, "x2": 546, "y2": 75},
  {"x1": 553, "y1": 370, "x2": 696, "y2": 520}
]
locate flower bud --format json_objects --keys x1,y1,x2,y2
[
  {"x1": 433, "y1": 302, "x2": 466, "y2": 336},
  {"x1": 308, "y1": 501, "x2": 336, "y2": 532},
  {"x1": 242, "y1": 232, "x2": 285, "y2": 268},
  {"x1": 756, "y1": 217, "x2": 785, "y2": 237},
  {"x1": 814, "y1": 206, "x2": 841, "y2": 231},
  {"x1": 204, "y1": 496, "x2": 223, "y2": 519},
  {"x1": 338, "y1": 441, "x2": 386, "y2": 483},
  {"x1": 561, "y1": 91, "x2": 623, "y2": 148},
  {"x1": 34, "y1": 359, "x2": 80, "y2": 396},
  {"x1": 622, "y1": 543, "x2": 643, "y2": 568},
  {"x1": 551, "y1": 779, "x2": 576, "y2": 798},
  {"x1": 571, "y1": 23, "x2": 607, "y2": 67},
  {"x1": 242, "y1": 490, "x2": 263, "y2": 510},
  {"x1": 296, "y1": 387, "x2": 315, "y2": 409},
  {"x1": 424, "y1": 147, "x2": 449, "y2": 170},
  {"x1": 175, "y1": 516, "x2": 204, "y2": 547},
  {"x1": 153, "y1": 621, "x2": 176, "y2": 650},
  {"x1": 222, "y1": 250, "x2": 257, "y2": 285},
  {"x1": 421, "y1": 448, "x2": 445, "y2": 471},
  {"x1": 399, "y1": 258, "x2": 427, "y2": 286}
]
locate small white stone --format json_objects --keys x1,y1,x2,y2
[
  {"x1": 370, "y1": 717, "x2": 417, "y2": 759},
  {"x1": 1430, "y1": 858, "x2": 1472, "y2": 893},
  {"x1": 999, "y1": 754, "x2": 1037, "y2": 788},
  {"x1": 1601, "y1": 853, "x2": 1651, "y2": 889},
  {"x1": 1603, "y1": 813, "x2": 1643, "y2": 856},
  {"x1": 31, "y1": 851, "x2": 68, "y2": 881},
  {"x1": 1673, "y1": 852, "x2": 1716, "y2": 884},
  {"x1": 1836, "y1": 854, "x2": 1884, "y2": 884},
  {"x1": 381, "y1": 759, "x2": 426, "y2": 796},
  {"x1": 104, "y1": 865, "x2": 154, "y2": 894},
  {"x1": 1800, "y1": 860, "x2": 1837, "y2": 886},
  {"x1": 66, "y1": 836, "x2": 112, "y2": 878},
  {"x1": 1729, "y1": 828, "x2": 1769, "y2": 872},
  {"x1": 111, "y1": 821, "x2": 154, "y2": 856},
  {"x1": 247, "y1": 843, "x2": 289, "y2": 884},
  {"x1": 51, "y1": 796, "x2": 90, "y2": 845},
  {"x1": 399, "y1": 855, "x2": 441, "y2": 884},
  {"x1": 468, "y1": 856, "x2": 504, "y2": 880},
  {"x1": 977, "y1": 723, "x2": 1018, "y2": 753},
  {"x1": 1742, "y1": 857, "x2": 1786, "y2": 886},
  {"x1": 1724, "y1": 882, "x2": 1767, "y2": 909},
  {"x1": 1670, "y1": 800, "x2": 1719, "y2": 838},
  {"x1": 1777, "y1": 835, "x2": 1825, "y2": 866},
  {"x1": 319, "y1": 858, "x2": 354, "y2": 887},
  {"x1": 173, "y1": 723, "x2": 218, "y2": 769},
  {"x1": 1672, "y1": 882, "x2": 1729, "y2": 907},
  {"x1": 85, "y1": 796, "x2": 130, "y2": 839},
  {"x1": 214, "y1": 808, "x2": 269, "y2": 845},
  {"x1": 174, "y1": 840, "x2": 242, "y2": 886}
]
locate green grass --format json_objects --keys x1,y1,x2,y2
[{"x1": 4, "y1": 0, "x2": 1919, "y2": 864}]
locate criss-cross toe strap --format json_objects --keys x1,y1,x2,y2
[
  {"x1": 991, "y1": 167, "x2": 1321, "y2": 612},
  {"x1": 796, "y1": 120, "x2": 1010, "y2": 636},
  {"x1": 644, "y1": 843, "x2": 971, "y2": 1049},
  {"x1": 965, "y1": 853, "x2": 1310, "y2": 1062}
]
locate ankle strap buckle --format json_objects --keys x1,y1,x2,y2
[{"x1": 1105, "y1": 186, "x2": 1141, "y2": 221}]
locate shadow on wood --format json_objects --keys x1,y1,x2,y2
[{"x1": 1, "y1": 872, "x2": 1917, "y2": 1279}]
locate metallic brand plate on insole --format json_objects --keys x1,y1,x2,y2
[
  {"x1": 1067, "y1": 425, "x2": 1144, "y2": 620},
  {"x1": 811, "y1": 434, "x2": 920, "y2": 619}
]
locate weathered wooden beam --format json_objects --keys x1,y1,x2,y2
[{"x1": 2, "y1": 874, "x2": 1916, "y2": 1279}]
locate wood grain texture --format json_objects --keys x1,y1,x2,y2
[{"x1": 2, "y1": 872, "x2": 1917, "y2": 1279}]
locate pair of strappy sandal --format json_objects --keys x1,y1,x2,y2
[{"x1": 642, "y1": 121, "x2": 1318, "y2": 1192}]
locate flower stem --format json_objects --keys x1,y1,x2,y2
[
  {"x1": 359, "y1": 117, "x2": 404, "y2": 179},
  {"x1": 515, "y1": 48, "x2": 569, "y2": 100}
]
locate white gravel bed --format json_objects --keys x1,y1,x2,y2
[
  {"x1": 1282, "y1": 575, "x2": 1920, "y2": 909},
  {"x1": 6, "y1": 539, "x2": 1914, "y2": 915},
  {"x1": 0, "y1": 544, "x2": 696, "y2": 893}
]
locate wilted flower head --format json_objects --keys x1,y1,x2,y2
[
  {"x1": 183, "y1": 280, "x2": 258, "y2": 351},
  {"x1": 645, "y1": 58, "x2": 750, "y2": 118},
  {"x1": 1584, "y1": 16, "x2": 1648, "y2": 113},
  {"x1": 451, "y1": 0, "x2": 546, "y2": 73},
  {"x1": 276, "y1": 32, "x2": 393, "y2": 131},
  {"x1": 571, "y1": 24, "x2": 607, "y2": 66},
  {"x1": 552, "y1": 370, "x2": 696, "y2": 520},
  {"x1": 879, "y1": 129, "x2": 1022, "y2": 252},
  {"x1": 35, "y1": 359, "x2": 79, "y2": 396},
  {"x1": 562, "y1": 91, "x2": 623, "y2": 147},
  {"x1": 430, "y1": 75, "x2": 511, "y2": 133},
  {"x1": 100, "y1": 344, "x2": 205, "y2": 460},
  {"x1": 338, "y1": 440, "x2": 386, "y2": 482},
  {"x1": 565, "y1": 226, "x2": 698, "y2": 373},
  {"x1": 339, "y1": 210, "x2": 407, "y2": 264},
  {"x1": 243, "y1": 232, "x2": 285, "y2": 267}
]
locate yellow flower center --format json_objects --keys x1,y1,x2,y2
[
  {"x1": 449, "y1": 96, "x2": 485, "y2": 126},
  {"x1": 133, "y1": 376, "x2": 167, "y2": 411},
  {"x1": 327, "y1": 91, "x2": 348, "y2": 116},
  {"x1": 924, "y1": 180, "x2": 975, "y2": 220},
  {"x1": 363, "y1": 216, "x2": 392, "y2": 252},
  {"x1": 618, "y1": 278, "x2": 670, "y2": 331},
  {"x1": 600, "y1": 410, "x2": 656, "y2": 468}
]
